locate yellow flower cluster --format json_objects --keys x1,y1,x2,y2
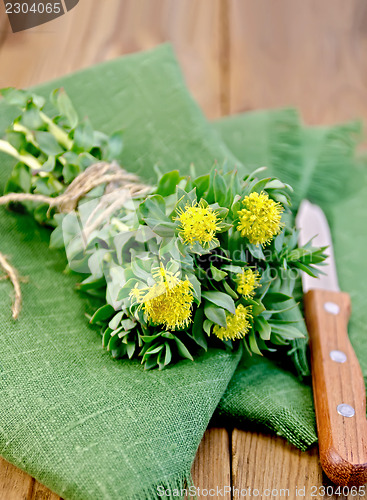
[
  {"x1": 130, "y1": 267, "x2": 194, "y2": 330},
  {"x1": 213, "y1": 304, "x2": 252, "y2": 341},
  {"x1": 237, "y1": 191, "x2": 283, "y2": 245},
  {"x1": 176, "y1": 201, "x2": 219, "y2": 247},
  {"x1": 235, "y1": 268, "x2": 260, "y2": 297}
]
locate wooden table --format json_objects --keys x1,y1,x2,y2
[{"x1": 1, "y1": 1, "x2": 367, "y2": 498}]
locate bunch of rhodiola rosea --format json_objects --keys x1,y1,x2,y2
[{"x1": 0, "y1": 88, "x2": 327, "y2": 369}]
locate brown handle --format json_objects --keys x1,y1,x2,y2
[{"x1": 304, "y1": 289, "x2": 367, "y2": 486}]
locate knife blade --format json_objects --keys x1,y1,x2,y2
[{"x1": 296, "y1": 200, "x2": 367, "y2": 487}]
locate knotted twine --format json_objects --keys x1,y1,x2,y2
[{"x1": 0, "y1": 161, "x2": 151, "y2": 319}]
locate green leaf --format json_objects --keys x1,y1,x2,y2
[
  {"x1": 5, "y1": 163, "x2": 31, "y2": 193},
  {"x1": 222, "y1": 264, "x2": 244, "y2": 274},
  {"x1": 109, "y1": 311, "x2": 124, "y2": 330},
  {"x1": 21, "y1": 105, "x2": 44, "y2": 129},
  {"x1": 49, "y1": 226, "x2": 64, "y2": 249},
  {"x1": 248, "y1": 299, "x2": 266, "y2": 316},
  {"x1": 203, "y1": 319, "x2": 213, "y2": 335},
  {"x1": 78, "y1": 152, "x2": 96, "y2": 170},
  {"x1": 204, "y1": 304, "x2": 227, "y2": 328},
  {"x1": 90, "y1": 304, "x2": 115, "y2": 324},
  {"x1": 175, "y1": 187, "x2": 197, "y2": 212},
  {"x1": 144, "y1": 218, "x2": 176, "y2": 237},
  {"x1": 126, "y1": 341, "x2": 136, "y2": 359},
  {"x1": 174, "y1": 338, "x2": 194, "y2": 361},
  {"x1": 213, "y1": 171, "x2": 227, "y2": 206},
  {"x1": 265, "y1": 179, "x2": 289, "y2": 190},
  {"x1": 186, "y1": 273, "x2": 201, "y2": 303},
  {"x1": 157, "y1": 170, "x2": 182, "y2": 196},
  {"x1": 105, "y1": 131, "x2": 124, "y2": 161},
  {"x1": 202, "y1": 291, "x2": 235, "y2": 314},
  {"x1": 141, "y1": 333, "x2": 163, "y2": 342},
  {"x1": 293, "y1": 261, "x2": 319, "y2": 278},
  {"x1": 35, "y1": 131, "x2": 64, "y2": 156},
  {"x1": 250, "y1": 177, "x2": 271, "y2": 194},
  {"x1": 164, "y1": 344, "x2": 172, "y2": 366},
  {"x1": 142, "y1": 344, "x2": 164, "y2": 361},
  {"x1": 182, "y1": 238, "x2": 220, "y2": 256},
  {"x1": 255, "y1": 316, "x2": 271, "y2": 341},
  {"x1": 157, "y1": 348, "x2": 165, "y2": 370},
  {"x1": 223, "y1": 281, "x2": 239, "y2": 300},
  {"x1": 62, "y1": 162, "x2": 80, "y2": 183},
  {"x1": 263, "y1": 292, "x2": 292, "y2": 304},
  {"x1": 274, "y1": 230, "x2": 285, "y2": 253},
  {"x1": 210, "y1": 264, "x2": 227, "y2": 282},
  {"x1": 193, "y1": 174, "x2": 210, "y2": 199},
  {"x1": 117, "y1": 279, "x2": 142, "y2": 301},
  {"x1": 41, "y1": 155, "x2": 56, "y2": 173},
  {"x1": 139, "y1": 194, "x2": 168, "y2": 221},
  {"x1": 102, "y1": 327, "x2": 113, "y2": 348},
  {"x1": 248, "y1": 331, "x2": 263, "y2": 355},
  {"x1": 270, "y1": 324, "x2": 305, "y2": 339},
  {"x1": 247, "y1": 243, "x2": 265, "y2": 260},
  {"x1": 272, "y1": 193, "x2": 289, "y2": 205},
  {"x1": 1, "y1": 87, "x2": 32, "y2": 107},
  {"x1": 108, "y1": 332, "x2": 122, "y2": 352},
  {"x1": 191, "y1": 308, "x2": 208, "y2": 350},
  {"x1": 144, "y1": 356, "x2": 159, "y2": 370},
  {"x1": 263, "y1": 301, "x2": 298, "y2": 315},
  {"x1": 52, "y1": 88, "x2": 79, "y2": 128},
  {"x1": 73, "y1": 120, "x2": 95, "y2": 151}
]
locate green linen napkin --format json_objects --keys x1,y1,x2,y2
[{"x1": 0, "y1": 44, "x2": 365, "y2": 499}]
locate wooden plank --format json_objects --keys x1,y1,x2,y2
[
  {"x1": 228, "y1": 0, "x2": 367, "y2": 125},
  {"x1": 30, "y1": 480, "x2": 61, "y2": 500},
  {"x1": 0, "y1": 457, "x2": 34, "y2": 500},
  {"x1": 0, "y1": 0, "x2": 222, "y2": 119},
  {"x1": 232, "y1": 429, "x2": 367, "y2": 500},
  {"x1": 190, "y1": 428, "x2": 232, "y2": 499}
]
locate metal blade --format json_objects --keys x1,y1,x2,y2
[{"x1": 296, "y1": 200, "x2": 340, "y2": 292}]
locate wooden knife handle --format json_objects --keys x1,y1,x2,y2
[{"x1": 304, "y1": 289, "x2": 367, "y2": 486}]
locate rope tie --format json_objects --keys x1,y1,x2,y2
[{"x1": 0, "y1": 162, "x2": 151, "y2": 319}]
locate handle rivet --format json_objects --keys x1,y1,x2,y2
[
  {"x1": 337, "y1": 404, "x2": 355, "y2": 417},
  {"x1": 324, "y1": 302, "x2": 340, "y2": 315},
  {"x1": 330, "y1": 350, "x2": 347, "y2": 363}
]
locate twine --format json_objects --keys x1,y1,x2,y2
[
  {"x1": 0, "y1": 253, "x2": 22, "y2": 319},
  {"x1": 0, "y1": 162, "x2": 150, "y2": 212},
  {"x1": 0, "y1": 162, "x2": 151, "y2": 319}
]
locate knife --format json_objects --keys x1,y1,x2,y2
[{"x1": 296, "y1": 200, "x2": 367, "y2": 486}]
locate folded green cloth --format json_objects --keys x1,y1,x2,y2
[{"x1": 0, "y1": 44, "x2": 365, "y2": 499}]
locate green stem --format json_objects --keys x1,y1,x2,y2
[
  {"x1": 13, "y1": 123, "x2": 34, "y2": 143},
  {"x1": 40, "y1": 112, "x2": 73, "y2": 150},
  {"x1": 0, "y1": 139, "x2": 43, "y2": 171}
]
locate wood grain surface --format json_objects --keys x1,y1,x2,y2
[{"x1": 1, "y1": 1, "x2": 367, "y2": 499}]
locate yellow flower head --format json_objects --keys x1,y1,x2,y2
[
  {"x1": 130, "y1": 266, "x2": 194, "y2": 330},
  {"x1": 175, "y1": 201, "x2": 220, "y2": 247},
  {"x1": 237, "y1": 191, "x2": 283, "y2": 245},
  {"x1": 235, "y1": 268, "x2": 260, "y2": 297},
  {"x1": 213, "y1": 304, "x2": 252, "y2": 341}
]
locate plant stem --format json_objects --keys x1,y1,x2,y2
[
  {"x1": 0, "y1": 139, "x2": 43, "y2": 171},
  {"x1": 40, "y1": 112, "x2": 73, "y2": 150}
]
